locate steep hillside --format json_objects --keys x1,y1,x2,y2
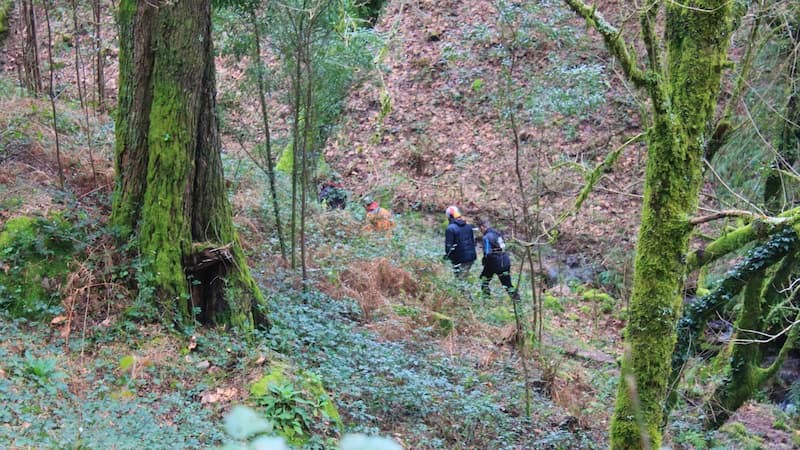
[
  {"x1": 2, "y1": 1, "x2": 799, "y2": 449},
  {"x1": 325, "y1": 0, "x2": 647, "y2": 260}
]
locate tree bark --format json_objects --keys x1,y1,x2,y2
[
  {"x1": 112, "y1": 0, "x2": 267, "y2": 329},
  {"x1": 20, "y1": 0, "x2": 41, "y2": 94}
]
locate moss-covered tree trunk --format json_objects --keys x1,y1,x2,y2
[
  {"x1": 112, "y1": 0, "x2": 267, "y2": 329},
  {"x1": 564, "y1": 2, "x2": 737, "y2": 448},
  {"x1": 611, "y1": 4, "x2": 735, "y2": 448},
  {"x1": 764, "y1": 7, "x2": 800, "y2": 213},
  {"x1": 703, "y1": 249, "x2": 799, "y2": 429}
]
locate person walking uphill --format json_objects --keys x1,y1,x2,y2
[
  {"x1": 444, "y1": 206, "x2": 476, "y2": 279},
  {"x1": 478, "y1": 218, "x2": 519, "y2": 301}
]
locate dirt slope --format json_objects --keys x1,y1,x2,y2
[{"x1": 325, "y1": 0, "x2": 647, "y2": 261}]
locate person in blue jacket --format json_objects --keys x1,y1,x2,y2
[
  {"x1": 444, "y1": 205, "x2": 477, "y2": 279},
  {"x1": 478, "y1": 217, "x2": 519, "y2": 300}
]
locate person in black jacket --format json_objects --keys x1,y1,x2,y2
[
  {"x1": 444, "y1": 205, "x2": 477, "y2": 279},
  {"x1": 478, "y1": 218, "x2": 519, "y2": 300}
]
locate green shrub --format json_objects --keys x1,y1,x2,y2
[
  {"x1": 0, "y1": 214, "x2": 77, "y2": 319},
  {"x1": 543, "y1": 293, "x2": 565, "y2": 313},
  {"x1": 250, "y1": 362, "x2": 342, "y2": 446},
  {"x1": 217, "y1": 405, "x2": 401, "y2": 450}
]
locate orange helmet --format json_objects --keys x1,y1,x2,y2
[{"x1": 445, "y1": 205, "x2": 462, "y2": 219}]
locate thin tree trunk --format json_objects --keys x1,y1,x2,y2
[
  {"x1": 288, "y1": 11, "x2": 305, "y2": 270},
  {"x1": 92, "y1": 0, "x2": 104, "y2": 111},
  {"x1": 249, "y1": 9, "x2": 287, "y2": 261},
  {"x1": 21, "y1": 0, "x2": 41, "y2": 94},
  {"x1": 299, "y1": 25, "x2": 315, "y2": 283},
  {"x1": 70, "y1": 0, "x2": 97, "y2": 185},
  {"x1": 43, "y1": 3, "x2": 63, "y2": 189}
]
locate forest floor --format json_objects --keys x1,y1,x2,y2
[{"x1": 1, "y1": 0, "x2": 800, "y2": 449}]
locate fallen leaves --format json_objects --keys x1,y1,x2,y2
[{"x1": 200, "y1": 387, "x2": 239, "y2": 405}]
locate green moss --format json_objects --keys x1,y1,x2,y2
[
  {"x1": 0, "y1": 0, "x2": 12, "y2": 39},
  {"x1": 139, "y1": 76, "x2": 193, "y2": 315},
  {"x1": 487, "y1": 305, "x2": 516, "y2": 324},
  {"x1": 276, "y1": 141, "x2": 294, "y2": 174},
  {"x1": 430, "y1": 311, "x2": 454, "y2": 335},
  {"x1": 582, "y1": 289, "x2": 616, "y2": 314},
  {"x1": 0, "y1": 215, "x2": 75, "y2": 319},
  {"x1": 543, "y1": 294, "x2": 565, "y2": 313},
  {"x1": 393, "y1": 305, "x2": 421, "y2": 318},
  {"x1": 720, "y1": 421, "x2": 764, "y2": 449}
]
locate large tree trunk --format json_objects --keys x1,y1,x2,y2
[
  {"x1": 608, "y1": 4, "x2": 735, "y2": 448},
  {"x1": 112, "y1": 0, "x2": 267, "y2": 329},
  {"x1": 563, "y1": 1, "x2": 738, "y2": 448}
]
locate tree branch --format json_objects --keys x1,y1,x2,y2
[
  {"x1": 639, "y1": 0, "x2": 662, "y2": 75},
  {"x1": 573, "y1": 132, "x2": 644, "y2": 213},
  {"x1": 705, "y1": 2, "x2": 765, "y2": 162},
  {"x1": 689, "y1": 209, "x2": 760, "y2": 226},
  {"x1": 674, "y1": 228, "x2": 800, "y2": 375},
  {"x1": 562, "y1": 0, "x2": 650, "y2": 88},
  {"x1": 686, "y1": 205, "x2": 800, "y2": 272}
]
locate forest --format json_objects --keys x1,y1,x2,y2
[{"x1": 0, "y1": 0, "x2": 799, "y2": 449}]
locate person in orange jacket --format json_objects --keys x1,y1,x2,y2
[{"x1": 362, "y1": 196, "x2": 394, "y2": 233}]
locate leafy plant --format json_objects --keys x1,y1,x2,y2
[
  {"x1": 216, "y1": 405, "x2": 401, "y2": 450},
  {"x1": 255, "y1": 382, "x2": 316, "y2": 442}
]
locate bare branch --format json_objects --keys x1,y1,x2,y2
[
  {"x1": 573, "y1": 132, "x2": 644, "y2": 213},
  {"x1": 689, "y1": 209, "x2": 761, "y2": 226},
  {"x1": 703, "y1": 158, "x2": 766, "y2": 215},
  {"x1": 729, "y1": 318, "x2": 800, "y2": 345}
]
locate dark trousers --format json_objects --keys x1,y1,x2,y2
[
  {"x1": 480, "y1": 265, "x2": 518, "y2": 300},
  {"x1": 452, "y1": 261, "x2": 473, "y2": 279}
]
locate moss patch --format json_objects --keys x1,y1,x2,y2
[
  {"x1": 543, "y1": 293, "x2": 566, "y2": 313},
  {"x1": 582, "y1": 288, "x2": 616, "y2": 314},
  {"x1": 430, "y1": 311, "x2": 454, "y2": 335},
  {"x1": 0, "y1": 215, "x2": 75, "y2": 319}
]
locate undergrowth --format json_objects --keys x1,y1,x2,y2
[
  {"x1": 262, "y1": 278, "x2": 602, "y2": 449},
  {"x1": 0, "y1": 316, "x2": 228, "y2": 448}
]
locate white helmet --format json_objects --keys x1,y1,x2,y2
[{"x1": 445, "y1": 205, "x2": 462, "y2": 219}]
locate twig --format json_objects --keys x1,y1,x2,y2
[
  {"x1": 703, "y1": 158, "x2": 765, "y2": 215},
  {"x1": 729, "y1": 318, "x2": 800, "y2": 345}
]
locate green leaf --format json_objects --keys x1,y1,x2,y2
[{"x1": 119, "y1": 355, "x2": 134, "y2": 371}]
